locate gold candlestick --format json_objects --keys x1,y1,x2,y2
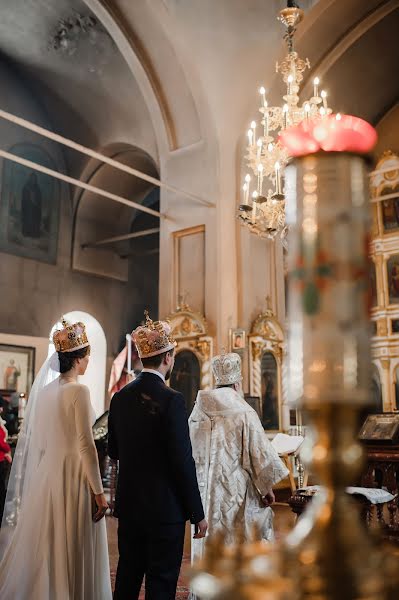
[{"x1": 282, "y1": 151, "x2": 388, "y2": 599}]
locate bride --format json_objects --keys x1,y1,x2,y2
[{"x1": 0, "y1": 319, "x2": 112, "y2": 599}]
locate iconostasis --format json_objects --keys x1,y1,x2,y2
[{"x1": 370, "y1": 151, "x2": 399, "y2": 411}]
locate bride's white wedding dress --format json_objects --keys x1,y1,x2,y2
[{"x1": 0, "y1": 376, "x2": 112, "y2": 600}]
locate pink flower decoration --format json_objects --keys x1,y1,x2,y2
[{"x1": 279, "y1": 114, "x2": 377, "y2": 157}]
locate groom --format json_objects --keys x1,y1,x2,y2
[{"x1": 108, "y1": 312, "x2": 207, "y2": 600}]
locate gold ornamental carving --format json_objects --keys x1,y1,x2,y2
[
  {"x1": 166, "y1": 304, "x2": 207, "y2": 340},
  {"x1": 251, "y1": 341, "x2": 264, "y2": 362},
  {"x1": 193, "y1": 339, "x2": 211, "y2": 361},
  {"x1": 250, "y1": 299, "x2": 284, "y2": 343},
  {"x1": 377, "y1": 319, "x2": 388, "y2": 337},
  {"x1": 370, "y1": 150, "x2": 399, "y2": 199}
]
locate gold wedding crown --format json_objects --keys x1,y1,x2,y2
[
  {"x1": 133, "y1": 311, "x2": 176, "y2": 359},
  {"x1": 212, "y1": 350, "x2": 242, "y2": 386},
  {"x1": 53, "y1": 318, "x2": 90, "y2": 353}
]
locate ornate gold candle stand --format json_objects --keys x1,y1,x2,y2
[
  {"x1": 189, "y1": 118, "x2": 399, "y2": 599},
  {"x1": 282, "y1": 146, "x2": 394, "y2": 599},
  {"x1": 190, "y1": 528, "x2": 290, "y2": 600}
]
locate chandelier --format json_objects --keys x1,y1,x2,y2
[{"x1": 237, "y1": 1, "x2": 333, "y2": 243}]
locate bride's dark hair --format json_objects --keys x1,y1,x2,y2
[{"x1": 57, "y1": 346, "x2": 90, "y2": 374}]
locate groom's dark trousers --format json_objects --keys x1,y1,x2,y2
[{"x1": 108, "y1": 372, "x2": 204, "y2": 600}]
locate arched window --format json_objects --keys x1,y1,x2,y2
[{"x1": 49, "y1": 311, "x2": 107, "y2": 417}]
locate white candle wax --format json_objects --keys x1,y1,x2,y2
[
  {"x1": 313, "y1": 77, "x2": 320, "y2": 98},
  {"x1": 126, "y1": 333, "x2": 132, "y2": 373}
]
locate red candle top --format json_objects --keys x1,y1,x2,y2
[{"x1": 279, "y1": 114, "x2": 377, "y2": 157}]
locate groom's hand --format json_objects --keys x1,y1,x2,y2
[{"x1": 193, "y1": 519, "x2": 208, "y2": 539}]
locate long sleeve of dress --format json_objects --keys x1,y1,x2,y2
[
  {"x1": 243, "y1": 412, "x2": 289, "y2": 495},
  {"x1": 74, "y1": 385, "x2": 103, "y2": 495}
]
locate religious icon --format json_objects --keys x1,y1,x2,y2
[
  {"x1": 230, "y1": 329, "x2": 246, "y2": 351},
  {"x1": 387, "y1": 255, "x2": 399, "y2": 304},
  {"x1": 0, "y1": 344, "x2": 35, "y2": 395},
  {"x1": 21, "y1": 172, "x2": 42, "y2": 239},
  {"x1": 244, "y1": 395, "x2": 261, "y2": 419},
  {"x1": 370, "y1": 364, "x2": 383, "y2": 413},
  {"x1": 3, "y1": 359, "x2": 21, "y2": 391},
  {"x1": 382, "y1": 195, "x2": 399, "y2": 233},
  {"x1": 170, "y1": 350, "x2": 201, "y2": 415},
  {"x1": 0, "y1": 143, "x2": 60, "y2": 264},
  {"x1": 260, "y1": 351, "x2": 280, "y2": 431}
]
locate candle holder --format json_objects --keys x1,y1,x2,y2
[
  {"x1": 282, "y1": 150, "x2": 389, "y2": 599},
  {"x1": 191, "y1": 118, "x2": 399, "y2": 600}
]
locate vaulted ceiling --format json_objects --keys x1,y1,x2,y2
[{"x1": 0, "y1": 0, "x2": 396, "y2": 177}]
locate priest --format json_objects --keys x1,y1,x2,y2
[{"x1": 189, "y1": 351, "x2": 289, "y2": 562}]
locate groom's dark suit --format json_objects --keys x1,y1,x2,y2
[{"x1": 108, "y1": 371, "x2": 204, "y2": 600}]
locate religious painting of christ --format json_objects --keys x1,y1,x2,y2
[
  {"x1": 260, "y1": 351, "x2": 280, "y2": 431},
  {"x1": 0, "y1": 143, "x2": 60, "y2": 263},
  {"x1": 387, "y1": 255, "x2": 399, "y2": 305},
  {"x1": 370, "y1": 261, "x2": 377, "y2": 308},
  {"x1": 170, "y1": 350, "x2": 201, "y2": 415}
]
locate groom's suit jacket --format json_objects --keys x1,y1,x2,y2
[{"x1": 108, "y1": 371, "x2": 204, "y2": 524}]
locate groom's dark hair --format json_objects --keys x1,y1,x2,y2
[{"x1": 141, "y1": 349, "x2": 174, "y2": 369}]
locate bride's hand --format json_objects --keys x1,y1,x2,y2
[{"x1": 93, "y1": 493, "x2": 108, "y2": 522}]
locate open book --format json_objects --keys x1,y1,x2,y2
[{"x1": 271, "y1": 432, "x2": 304, "y2": 455}]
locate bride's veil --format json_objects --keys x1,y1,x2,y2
[{"x1": 0, "y1": 352, "x2": 60, "y2": 559}]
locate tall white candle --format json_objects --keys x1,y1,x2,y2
[
  {"x1": 257, "y1": 138, "x2": 262, "y2": 161},
  {"x1": 259, "y1": 86, "x2": 266, "y2": 107},
  {"x1": 243, "y1": 183, "x2": 248, "y2": 204},
  {"x1": 244, "y1": 174, "x2": 251, "y2": 204},
  {"x1": 313, "y1": 77, "x2": 320, "y2": 98},
  {"x1": 257, "y1": 163, "x2": 264, "y2": 194},
  {"x1": 283, "y1": 104, "x2": 289, "y2": 129},
  {"x1": 251, "y1": 121, "x2": 256, "y2": 146},
  {"x1": 252, "y1": 191, "x2": 258, "y2": 222},
  {"x1": 275, "y1": 162, "x2": 281, "y2": 194},
  {"x1": 264, "y1": 104, "x2": 269, "y2": 137},
  {"x1": 126, "y1": 333, "x2": 132, "y2": 373},
  {"x1": 18, "y1": 394, "x2": 26, "y2": 421}
]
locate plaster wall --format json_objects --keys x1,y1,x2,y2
[{"x1": 0, "y1": 57, "x2": 158, "y2": 375}]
